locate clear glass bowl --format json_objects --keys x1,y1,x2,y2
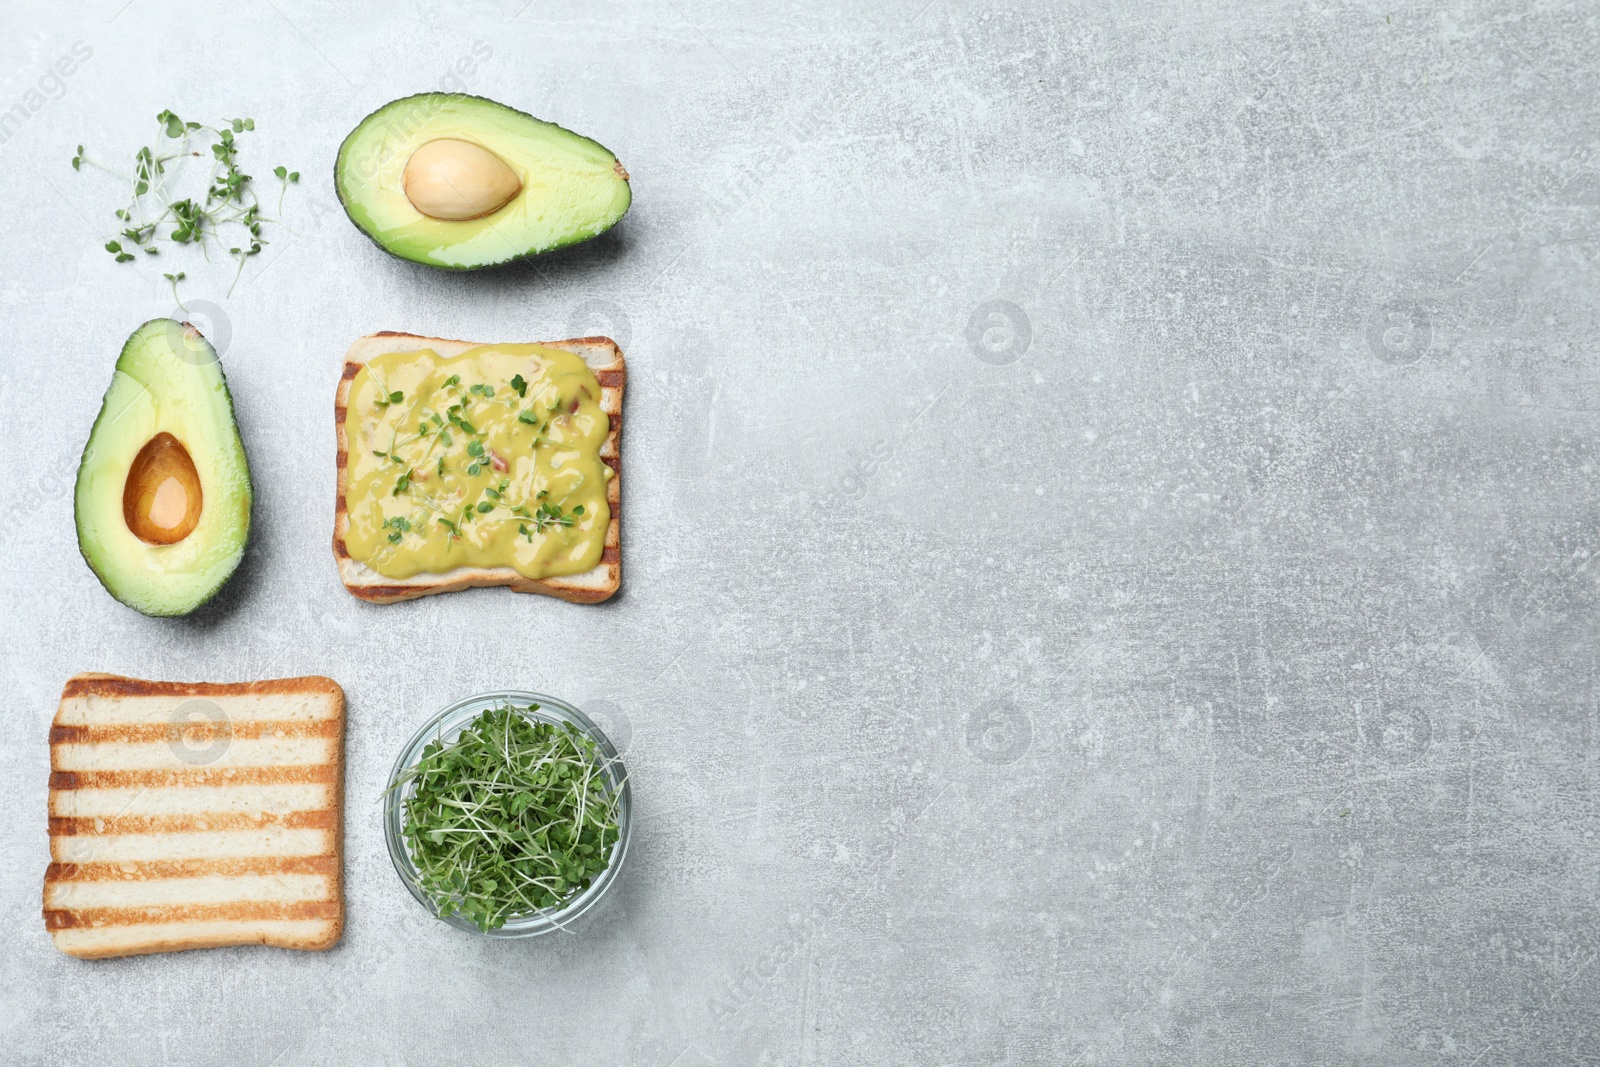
[{"x1": 383, "y1": 690, "x2": 632, "y2": 938}]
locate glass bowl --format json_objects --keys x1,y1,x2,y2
[{"x1": 383, "y1": 690, "x2": 632, "y2": 938}]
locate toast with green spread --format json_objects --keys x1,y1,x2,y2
[{"x1": 333, "y1": 331, "x2": 623, "y2": 604}]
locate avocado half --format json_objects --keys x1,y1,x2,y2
[
  {"x1": 75, "y1": 320, "x2": 252, "y2": 617},
  {"x1": 334, "y1": 93, "x2": 632, "y2": 270}
]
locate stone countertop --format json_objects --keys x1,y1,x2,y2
[{"x1": 1, "y1": 1, "x2": 1596, "y2": 1063}]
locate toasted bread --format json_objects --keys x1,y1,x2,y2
[
  {"x1": 334, "y1": 332, "x2": 623, "y2": 604},
  {"x1": 44, "y1": 673, "x2": 345, "y2": 959}
]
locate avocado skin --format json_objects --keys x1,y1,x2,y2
[
  {"x1": 333, "y1": 93, "x2": 632, "y2": 271},
  {"x1": 74, "y1": 319, "x2": 253, "y2": 618}
]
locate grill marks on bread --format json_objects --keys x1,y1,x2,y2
[{"x1": 43, "y1": 673, "x2": 345, "y2": 959}]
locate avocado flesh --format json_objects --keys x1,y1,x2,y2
[
  {"x1": 75, "y1": 319, "x2": 252, "y2": 617},
  {"x1": 335, "y1": 94, "x2": 631, "y2": 270}
]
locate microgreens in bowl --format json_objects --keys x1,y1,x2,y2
[{"x1": 387, "y1": 701, "x2": 625, "y2": 933}]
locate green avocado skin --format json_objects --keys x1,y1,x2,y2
[
  {"x1": 334, "y1": 93, "x2": 633, "y2": 271},
  {"x1": 75, "y1": 319, "x2": 253, "y2": 618}
]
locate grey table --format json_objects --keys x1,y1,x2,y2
[{"x1": 2, "y1": 1, "x2": 1596, "y2": 1063}]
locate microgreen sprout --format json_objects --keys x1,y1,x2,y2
[
  {"x1": 526, "y1": 501, "x2": 577, "y2": 532},
  {"x1": 163, "y1": 270, "x2": 187, "y2": 309},
  {"x1": 272, "y1": 164, "x2": 300, "y2": 213}
]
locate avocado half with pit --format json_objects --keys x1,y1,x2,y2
[
  {"x1": 75, "y1": 319, "x2": 252, "y2": 617},
  {"x1": 334, "y1": 94, "x2": 632, "y2": 270}
]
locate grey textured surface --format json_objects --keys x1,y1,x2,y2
[{"x1": 1, "y1": 0, "x2": 1597, "y2": 1063}]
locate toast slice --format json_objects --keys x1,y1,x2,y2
[
  {"x1": 44, "y1": 673, "x2": 345, "y2": 959},
  {"x1": 334, "y1": 332, "x2": 623, "y2": 604}
]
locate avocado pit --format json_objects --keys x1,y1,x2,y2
[
  {"x1": 402, "y1": 139, "x2": 522, "y2": 221},
  {"x1": 123, "y1": 432, "x2": 203, "y2": 545}
]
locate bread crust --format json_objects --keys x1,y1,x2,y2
[
  {"x1": 333, "y1": 332, "x2": 623, "y2": 604},
  {"x1": 59, "y1": 673, "x2": 345, "y2": 700},
  {"x1": 45, "y1": 672, "x2": 346, "y2": 959}
]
